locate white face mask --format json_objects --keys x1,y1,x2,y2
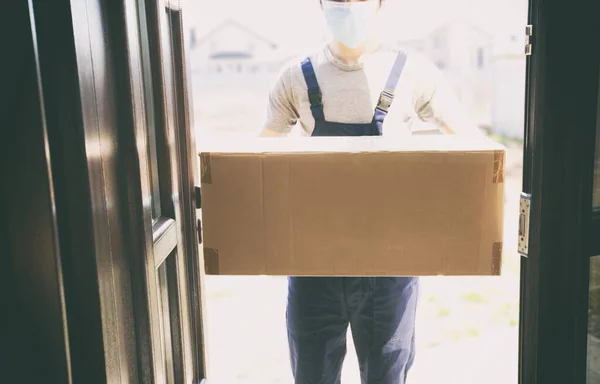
[{"x1": 322, "y1": 0, "x2": 379, "y2": 49}]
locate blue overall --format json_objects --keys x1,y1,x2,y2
[{"x1": 286, "y1": 51, "x2": 419, "y2": 384}]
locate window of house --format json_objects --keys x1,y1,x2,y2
[
  {"x1": 477, "y1": 47, "x2": 485, "y2": 69},
  {"x1": 189, "y1": 28, "x2": 197, "y2": 49}
]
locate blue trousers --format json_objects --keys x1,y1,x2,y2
[{"x1": 286, "y1": 276, "x2": 419, "y2": 384}]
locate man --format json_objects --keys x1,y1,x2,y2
[{"x1": 260, "y1": 1, "x2": 480, "y2": 383}]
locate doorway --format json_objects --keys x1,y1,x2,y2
[{"x1": 6, "y1": 0, "x2": 599, "y2": 383}]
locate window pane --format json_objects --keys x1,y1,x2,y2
[{"x1": 588, "y1": 256, "x2": 600, "y2": 383}]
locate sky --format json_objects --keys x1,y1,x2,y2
[{"x1": 183, "y1": 0, "x2": 528, "y2": 49}]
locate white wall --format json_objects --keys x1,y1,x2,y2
[{"x1": 491, "y1": 55, "x2": 526, "y2": 139}]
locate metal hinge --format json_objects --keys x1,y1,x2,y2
[
  {"x1": 525, "y1": 25, "x2": 534, "y2": 56},
  {"x1": 518, "y1": 193, "x2": 531, "y2": 257}
]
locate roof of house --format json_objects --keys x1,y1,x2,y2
[{"x1": 194, "y1": 18, "x2": 279, "y2": 49}]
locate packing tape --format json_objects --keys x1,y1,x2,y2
[
  {"x1": 203, "y1": 247, "x2": 219, "y2": 274},
  {"x1": 493, "y1": 151, "x2": 505, "y2": 184},
  {"x1": 491, "y1": 242, "x2": 503, "y2": 275},
  {"x1": 200, "y1": 153, "x2": 212, "y2": 184}
]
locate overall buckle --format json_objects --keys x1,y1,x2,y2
[{"x1": 377, "y1": 90, "x2": 394, "y2": 113}]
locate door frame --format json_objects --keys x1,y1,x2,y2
[{"x1": 519, "y1": 0, "x2": 600, "y2": 382}]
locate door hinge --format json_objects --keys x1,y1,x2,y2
[
  {"x1": 525, "y1": 25, "x2": 534, "y2": 56},
  {"x1": 518, "y1": 193, "x2": 531, "y2": 257}
]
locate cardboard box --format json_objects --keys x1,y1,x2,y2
[{"x1": 199, "y1": 136, "x2": 505, "y2": 276}]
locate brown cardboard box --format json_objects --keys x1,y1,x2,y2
[{"x1": 199, "y1": 136, "x2": 505, "y2": 276}]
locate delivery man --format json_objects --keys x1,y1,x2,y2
[{"x1": 260, "y1": 0, "x2": 481, "y2": 383}]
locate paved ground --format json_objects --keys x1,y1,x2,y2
[
  {"x1": 200, "y1": 140, "x2": 524, "y2": 383},
  {"x1": 204, "y1": 275, "x2": 519, "y2": 384},
  {"x1": 408, "y1": 328, "x2": 518, "y2": 384}
]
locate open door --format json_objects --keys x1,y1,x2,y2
[
  {"x1": 127, "y1": 0, "x2": 208, "y2": 381},
  {"x1": 518, "y1": 0, "x2": 600, "y2": 382},
  {"x1": 29, "y1": 0, "x2": 207, "y2": 382}
]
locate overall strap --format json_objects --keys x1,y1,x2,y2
[
  {"x1": 373, "y1": 51, "x2": 408, "y2": 124},
  {"x1": 301, "y1": 58, "x2": 325, "y2": 122}
]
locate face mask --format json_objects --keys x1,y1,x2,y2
[{"x1": 322, "y1": 0, "x2": 379, "y2": 49}]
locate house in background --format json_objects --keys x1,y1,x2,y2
[
  {"x1": 186, "y1": 19, "x2": 293, "y2": 74},
  {"x1": 396, "y1": 19, "x2": 494, "y2": 128}
]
